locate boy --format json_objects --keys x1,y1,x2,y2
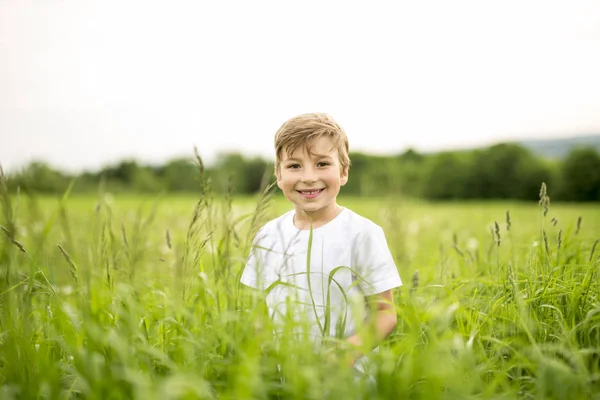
[{"x1": 240, "y1": 113, "x2": 402, "y2": 369}]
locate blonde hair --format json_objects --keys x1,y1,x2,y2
[{"x1": 274, "y1": 113, "x2": 350, "y2": 174}]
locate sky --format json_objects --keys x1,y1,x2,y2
[{"x1": 1, "y1": 0, "x2": 599, "y2": 173}]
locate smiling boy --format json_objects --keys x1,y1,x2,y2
[{"x1": 241, "y1": 113, "x2": 402, "y2": 369}]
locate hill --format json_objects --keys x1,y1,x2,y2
[{"x1": 516, "y1": 134, "x2": 600, "y2": 159}]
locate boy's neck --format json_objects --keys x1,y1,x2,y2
[{"x1": 293, "y1": 203, "x2": 343, "y2": 230}]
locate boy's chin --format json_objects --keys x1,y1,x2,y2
[
  {"x1": 294, "y1": 203, "x2": 331, "y2": 214},
  {"x1": 293, "y1": 202, "x2": 318, "y2": 211}
]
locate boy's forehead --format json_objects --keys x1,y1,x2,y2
[
  {"x1": 283, "y1": 144, "x2": 337, "y2": 160},
  {"x1": 282, "y1": 136, "x2": 338, "y2": 160}
]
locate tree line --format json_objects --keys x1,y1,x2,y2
[{"x1": 5, "y1": 144, "x2": 600, "y2": 201}]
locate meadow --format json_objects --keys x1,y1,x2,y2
[{"x1": 1, "y1": 179, "x2": 599, "y2": 399}]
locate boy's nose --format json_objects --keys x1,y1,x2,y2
[{"x1": 301, "y1": 168, "x2": 318, "y2": 183}]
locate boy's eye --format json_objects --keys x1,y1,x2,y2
[
  {"x1": 287, "y1": 164, "x2": 301, "y2": 169},
  {"x1": 317, "y1": 162, "x2": 330, "y2": 167}
]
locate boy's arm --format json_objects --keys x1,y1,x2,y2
[{"x1": 345, "y1": 289, "x2": 397, "y2": 365}]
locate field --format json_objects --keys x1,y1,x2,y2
[{"x1": 1, "y1": 185, "x2": 599, "y2": 399}]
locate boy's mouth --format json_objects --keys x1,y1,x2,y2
[{"x1": 296, "y1": 188, "x2": 325, "y2": 198}]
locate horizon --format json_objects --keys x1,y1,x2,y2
[{"x1": 3, "y1": 132, "x2": 599, "y2": 175}]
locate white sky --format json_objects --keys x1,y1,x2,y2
[{"x1": 1, "y1": 0, "x2": 599, "y2": 172}]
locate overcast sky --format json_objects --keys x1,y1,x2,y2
[{"x1": 1, "y1": 0, "x2": 599, "y2": 172}]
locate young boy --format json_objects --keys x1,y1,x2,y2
[{"x1": 240, "y1": 113, "x2": 402, "y2": 368}]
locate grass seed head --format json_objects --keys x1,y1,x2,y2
[
  {"x1": 58, "y1": 244, "x2": 79, "y2": 283},
  {"x1": 494, "y1": 221, "x2": 501, "y2": 247},
  {"x1": 121, "y1": 223, "x2": 129, "y2": 247},
  {"x1": 411, "y1": 270, "x2": 419, "y2": 288},
  {"x1": 452, "y1": 244, "x2": 464, "y2": 258},
  {"x1": 1, "y1": 225, "x2": 28, "y2": 254},
  {"x1": 194, "y1": 146, "x2": 205, "y2": 175},
  {"x1": 0, "y1": 225, "x2": 11, "y2": 238},
  {"x1": 590, "y1": 239, "x2": 599, "y2": 263},
  {"x1": 12, "y1": 239, "x2": 27, "y2": 254},
  {"x1": 538, "y1": 182, "x2": 550, "y2": 217},
  {"x1": 539, "y1": 181, "x2": 547, "y2": 199}
]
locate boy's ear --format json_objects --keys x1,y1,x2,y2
[
  {"x1": 340, "y1": 166, "x2": 349, "y2": 186},
  {"x1": 275, "y1": 167, "x2": 283, "y2": 189}
]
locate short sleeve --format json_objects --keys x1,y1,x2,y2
[
  {"x1": 241, "y1": 226, "x2": 280, "y2": 290},
  {"x1": 240, "y1": 249, "x2": 260, "y2": 289},
  {"x1": 351, "y1": 224, "x2": 402, "y2": 296},
  {"x1": 240, "y1": 229, "x2": 266, "y2": 290}
]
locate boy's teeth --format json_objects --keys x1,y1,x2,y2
[{"x1": 301, "y1": 189, "x2": 321, "y2": 194}]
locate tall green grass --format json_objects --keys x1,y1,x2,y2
[{"x1": 1, "y1": 163, "x2": 599, "y2": 399}]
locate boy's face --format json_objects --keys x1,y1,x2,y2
[{"x1": 276, "y1": 136, "x2": 349, "y2": 220}]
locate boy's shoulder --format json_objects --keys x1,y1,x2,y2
[
  {"x1": 340, "y1": 208, "x2": 380, "y2": 227},
  {"x1": 338, "y1": 208, "x2": 387, "y2": 239},
  {"x1": 264, "y1": 209, "x2": 294, "y2": 229},
  {"x1": 251, "y1": 209, "x2": 294, "y2": 239}
]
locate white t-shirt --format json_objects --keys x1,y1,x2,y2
[{"x1": 241, "y1": 207, "x2": 402, "y2": 341}]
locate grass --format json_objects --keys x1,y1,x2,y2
[{"x1": 0, "y1": 176, "x2": 599, "y2": 399}]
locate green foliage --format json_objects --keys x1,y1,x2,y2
[
  {"x1": 158, "y1": 158, "x2": 202, "y2": 192},
  {"x1": 8, "y1": 162, "x2": 72, "y2": 194},
  {"x1": 559, "y1": 148, "x2": 600, "y2": 201},
  {"x1": 468, "y1": 144, "x2": 550, "y2": 199},
  {"x1": 4, "y1": 145, "x2": 600, "y2": 201},
  {"x1": 1, "y1": 177, "x2": 599, "y2": 399},
  {"x1": 343, "y1": 152, "x2": 404, "y2": 197},
  {"x1": 421, "y1": 151, "x2": 472, "y2": 199},
  {"x1": 420, "y1": 144, "x2": 555, "y2": 200},
  {"x1": 210, "y1": 153, "x2": 273, "y2": 195}
]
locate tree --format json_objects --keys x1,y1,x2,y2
[
  {"x1": 99, "y1": 160, "x2": 162, "y2": 193},
  {"x1": 10, "y1": 162, "x2": 72, "y2": 193},
  {"x1": 395, "y1": 149, "x2": 425, "y2": 198},
  {"x1": 559, "y1": 148, "x2": 600, "y2": 201},
  {"x1": 421, "y1": 152, "x2": 471, "y2": 200},
  {"x1": 159, "y1": 158, "x2": 201, "y2": 192},
  {"x1": 211, "y1": 153, "x2": 272, "y2": 194},
  {"x1": 466, "y1": 144, "x2": 552, "y2": 200}
]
